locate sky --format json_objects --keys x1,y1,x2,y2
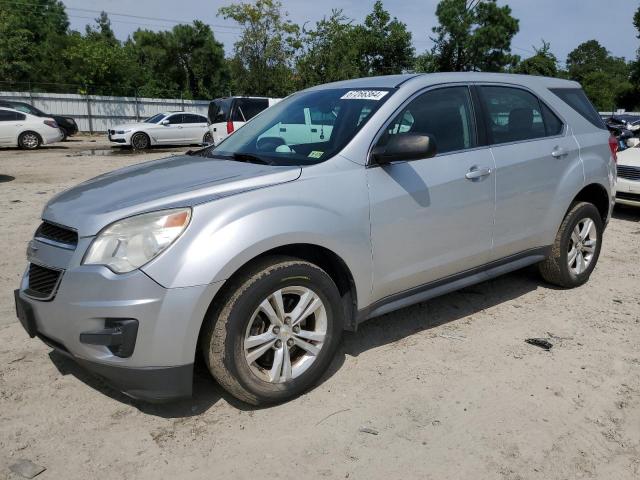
[{"x1": 60, "y1": 0, "x2": 639, "y2": 65}]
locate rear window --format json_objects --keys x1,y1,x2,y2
[
  {"x1": 209, "y1": 99, "x2": 232, "y2": 124},
  {"x1": 233, "y1": 98, "x2": 269, "y2": 122},
  {"x1": 549, "y1": 88, "x2": 606, "y2": 130}
]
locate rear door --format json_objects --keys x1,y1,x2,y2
[
  {"x1": 181, "y1": 114, "x2": 208, "y2": 143},
  {"x1": 477, "y1": 85, "x2": 582, "y2": 260}
]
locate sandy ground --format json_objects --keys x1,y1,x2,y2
[{"x1": 1, "y1": 136, "x2": 639, "y2": 479}]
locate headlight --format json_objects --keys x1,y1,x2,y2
[
  {"x1": 116, "y1": 129, "x2": 132, "y2": 134},
  {"x1": 83, "y1": 208, "x2": 191, "y2": 273}
]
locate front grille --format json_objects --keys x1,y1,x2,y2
[
  {"x1": 616, "y1": 191, "x2": 640, "y2": 202},
  {"x1": 617, "y1": 165, "x2": 640, "y2": 181},
  {"x1": 26, "y1": 263, "x2": 63, "y2": 300},
  {"x1": 35, "y1": 222, "x2": 77, "y2": 248}
]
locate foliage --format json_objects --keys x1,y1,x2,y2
[
  {"x1": 0, "y1": 0, "x2": 70, "y2": 88},
  {"x1": 513, "y1": 41, "x2": 558, "y2": 77},
  {"x1": 429, "y1": 0, "x2": 519, "y2": 72},
  {"x1": 566, "y1": 40, "x2": 631, "y2": 111},
  {"x1": 295, "y1": 3, "x2": 413, "y2": 89},
  {"x1": 218, "y1": 0, "x2": 300, "y2": 97}
]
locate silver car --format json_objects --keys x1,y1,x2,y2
[{"x1": 15, "y1": 73, "x2": 616, "y2": 404}]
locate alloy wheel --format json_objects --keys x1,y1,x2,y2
[
  {"x1": 243, "y1": 286, "x2": 327, "y2": 383},
  {"x1": 567, "y1": 217, "x2": 597, "y2": 275},
  {"x1": 21, "y1": 133, "x2": 39, "y2": 149}
]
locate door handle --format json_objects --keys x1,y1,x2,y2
[
  {"x1": 465, "y1": 167, "x2": 492, "y2": 180},
  {"x1": 280, "y1": 127, "x2": 287, "y2": 132},
  {"x1": 311, "y1": 128, "x2": 318, "y2": 133},
  {"x1": 551, "y1": 147, "x2": 568, "y2": 158}
]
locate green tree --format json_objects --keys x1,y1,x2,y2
[
  {"x1": 428, "y1": 0, "x2": 519, "y2": 72},
  {"x1": 514, "y1": 41, "x2": 558, "y2": 77},
  {"x1": 566, "y1": 40, "x2": 631, "y2": 111},
  {"x1": 85, "y1": 11, "x2": 118, "y2": 46},
  {"x1": 128, "y1": 21, "x2": 230, "y2": 99},
  {"x1": 0, "y1": 0, "x2": 70, "y2": 88},
  {"x1": 355, "y1": 1, "x2": 414, "y2": 76},
  {"x1": 219, "y1": 0, "x2": 300, "y2": 97},
  {"x1": 296, "y1": 11, "x2": 361, "y2": 88}
]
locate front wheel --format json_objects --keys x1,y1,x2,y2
[
  {"x1": 201, "y1": 257, "x2": 343, "y2": 405},
  {"x1": 539, "y1": 202, "x2": 603, "y2": 288},
  {"x1": 131, "y1": 132, "x2": 150, "y2": 150}
]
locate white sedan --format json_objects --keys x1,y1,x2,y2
[
  {"x1": 0, "y1": 107, "x2": 63, "y2": 149},
  {"x1": 616, "y1": 146, "x2": 640, "y2": 207},
  {"x1": 107, "y1": 112, "x2": 211, "y2": 149}
]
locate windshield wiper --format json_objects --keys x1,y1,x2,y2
[{"x1": 231, "y1": 153, "x2": 271, "y2": 165}]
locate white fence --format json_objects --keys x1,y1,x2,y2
[{"x1": 0, "y1": 91, "x2": 210, "y2": 133}]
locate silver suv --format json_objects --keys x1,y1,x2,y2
[{"x1": 15, "y1": 73, "x2": 616, "y2": 404}]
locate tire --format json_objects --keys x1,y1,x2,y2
[
  {"x1": 60, "y1": 128, "x2": 68, "y2": 142},
  {"x1": 131, "y1": 132, "x2": 150, "y2": 150},
  {"x1": 18, "y1": 131, "x2": 41, "y2": 150},
  {"x1": 200, "y1": 256, "x2": 344, "y2": 406},
  {"x1": 203, "y1": 132, "x2": 213, "y2": 145},
  {"x1": 538, "y1": 202, "x2": 603, "y2": 288}
]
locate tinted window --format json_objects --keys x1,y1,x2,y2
[
  {"x1": 377, "y1": 86, "x2": 476, "y2": 155},
  {"x1": 541, "y1": 103, "x2": 563, "y2": 136},
  {"x1": 0, "y1": 110, "x2": 20, "y2": 121},
  {"x1": 209, "y1": 99, "x2": 232, "y2": 123},
  {"x1": 479, "y1": 86, "x2": 550, "y2": 144},
  {"x1": 234, "y1": 98, "x2": 269, "y2": 122},
  {"x1": 183, "y1": 114, "x2": 206, "y2": 124},
  {"x1": 165, "y1": 114, "x2": 184, "y2": 124},
  {"x1": 549, "y1": 88, "x2": 606, "y2": 129}
]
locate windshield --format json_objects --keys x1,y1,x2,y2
[
  {"x1": 144, "y1": 113, "x2": 166, "y2": 124},
  {"x1": 206, "y1": 88, "x2": 393, "y2": 166}
]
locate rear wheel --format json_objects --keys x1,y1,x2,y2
[
  {"x1": 200, "y1": 257, "x2": 343, "y2": 405},
  {"x1": 539, "y1": 202, "x2": 603, "y2": 288},
  {"x1": 131, "y1": 132, "x2": 150, "y2": 150},
  {"x1": 18, "y1": 131, "x2": 41, "y2": 149},
  {"x1": 203, "y1": 131, "x2": 213, "y2": 145}
]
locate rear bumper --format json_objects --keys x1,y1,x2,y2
[{"x1": 41, "y1": 129, "x2": 64, "y2": 145}]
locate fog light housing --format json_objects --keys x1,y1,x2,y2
[{"x1": 79, "y1": 319, "x2": 139, "y2": 358}]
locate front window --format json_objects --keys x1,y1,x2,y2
[
  {"x1": 205, "y1": 88, "x2": 393, "y2": 166},
  {"x1": 144, "y1": 113, "x2": 166, "y2": 124}
]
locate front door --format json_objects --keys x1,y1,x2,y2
[
  {"x1": 367, "y1": 86, "x2": 496, "y2": 302},
  {"x1": 155, "y1": 114, "x2": 185, "y2": 144}
]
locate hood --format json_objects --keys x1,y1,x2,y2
[
  {"x1": 110, "y1": 122, "x2": 143, "y2": 131},
  {"x1": 43, "y1": 155, "x2": 302, "y2": 236},
  {"x1": 618, "y1": 147, "x2": 640, "y2": 167}
]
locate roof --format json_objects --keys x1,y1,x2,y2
[{"x1": 308, "y1": 72, "x2": 580, "y2": 91}]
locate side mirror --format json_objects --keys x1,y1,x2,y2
[
  {"x1": 371, "y1": 133, "x2": 437, "y2": 165},
  {"x1": 161, "y1": 119, "x2": 170, "y2": 126}
]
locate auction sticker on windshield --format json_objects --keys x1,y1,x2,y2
[{"x1": 340, "y1": 90, "x2": 389, "y2": 101}]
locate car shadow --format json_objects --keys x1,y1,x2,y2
[
  {"x1": 48, "y1": 266, "x2": 542, "y2": 418},
  {"x1": 612, "y1": 204, "x2": 640, "y2": 222}
]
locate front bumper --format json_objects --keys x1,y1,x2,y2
[
  {"x1": 615, "y1": 177, "x2": 640, "y2": 207},
  {"x1": 107, "y1": 131, "x2": 130, "y2": 145},
  {"x1": 16, "y1": 237, "x2": 222, "y2": 402}
]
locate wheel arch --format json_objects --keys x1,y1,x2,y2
[
  {"x1": 201, "y1": 243, "x2": 359, "y2": 337},
  {"x1": 18, "y1": 130, "x2": 42, "y2": 148},
  {"x1": 570, "y1": 183, "x2": 610, "y2": 224}
]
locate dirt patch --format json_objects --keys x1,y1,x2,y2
[{"x1": 1, "y1": 138, "x2": 639, "y2": 479}]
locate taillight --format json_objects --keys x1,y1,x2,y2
[
  {"x1": 44, "y1": 120, "x2": 58, "y2": 129},
  {"x1": 226, "y1": 119, "x2": 234, "y2": 134},
  {"x1": 608, "y1": 136, "x2": 618, "y2": 163}
]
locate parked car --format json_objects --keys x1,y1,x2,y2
[
  {"x1": 15, "y1": 73, "x2": 615, "y2": 405},
  {"x1": 108, "y1": 112, "x2": 210, "y2": 149},
  {"x1": 0, "y1": 107, "x2": 63, "y2": 149},
  {"x1": 616, "y1": 146, "x2": 640, "y2": 207},
  {"x1": 0, "y1": 100, "x2": 78, "y2": 140},
  {"x1": 208, "y1": 96, "x2": 280, "y2": 145}
]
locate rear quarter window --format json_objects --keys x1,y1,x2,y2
[{"x1": 549, "y1": 88, "x2": 606, "y2": 130}]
